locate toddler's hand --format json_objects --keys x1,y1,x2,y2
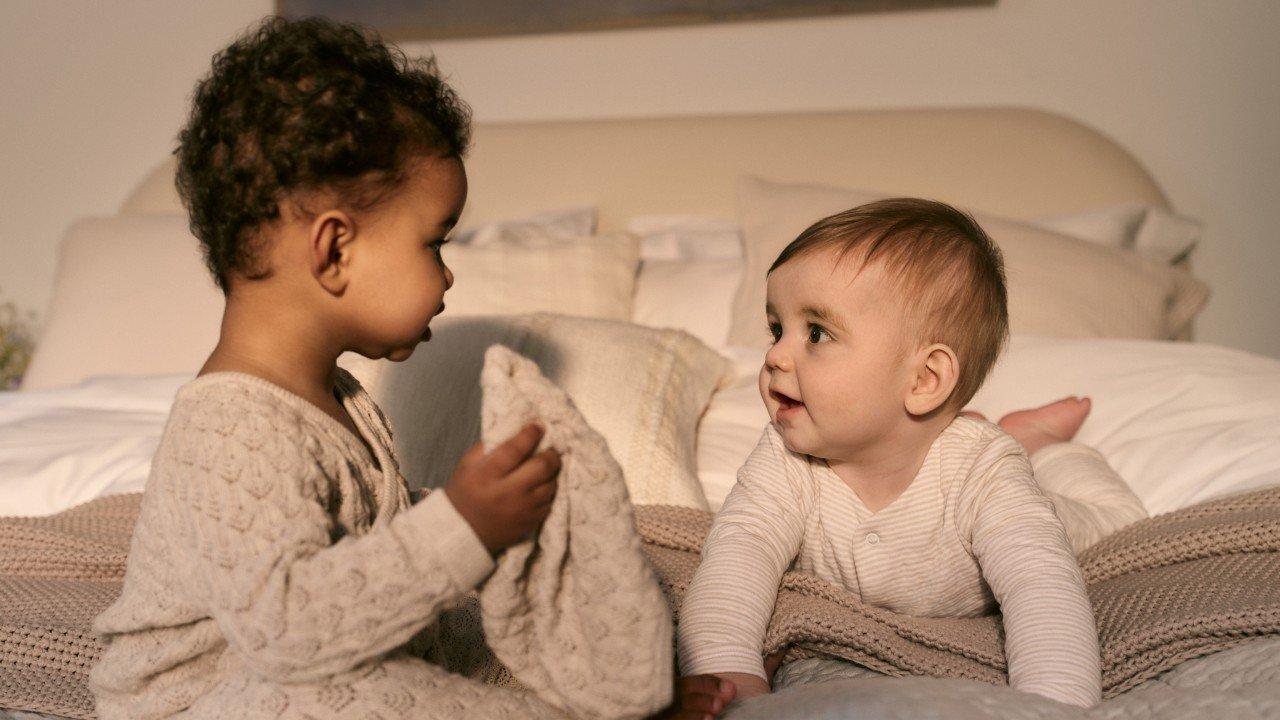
[
  {"x1": 715, "y1": 672, "x2": 771, "y2": 702},
  {"x1": 652, "y1": 675, "x2": 736, "y2": 720},
  {"x1": 445, "y1": 423, "x2": 561, "y2": 555}
]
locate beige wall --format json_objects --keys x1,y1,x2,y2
[{"x1": 3, "y1": 0, "x2": 1278, "y2": 357}]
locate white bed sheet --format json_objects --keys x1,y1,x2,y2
[
  {"x1": 0, "y1": 375, "x2": 187, "y2": 517},
  {"x1": 696, "y1": 336, "x2": 1280, "y2": 514}
]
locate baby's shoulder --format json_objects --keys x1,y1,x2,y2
[
  {"x1": 937, "y1": 416, "x2": 1031, "y2": 489},
  {"x1": 730, "y1": 424, "x2": 821, "y2": 503},
  {"x1": 941, "y1": 415, "x2": 1026, "y2": 460}
]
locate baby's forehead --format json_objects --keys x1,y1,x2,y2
[{"x1": 768, "y1": 248, "x2": 898, "y2": 305}]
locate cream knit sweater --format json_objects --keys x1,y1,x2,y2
[{"x1": 89, "y1": 359, "x2": 671, "y2": 719}]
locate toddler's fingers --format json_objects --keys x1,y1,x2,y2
[
  {"x1": 528, "y1": 474, "x2": 558, "y2": 508},
  {"x1": 505, "y1": 449, "x2": 562, "y2": 491},
  {"x1": 483, "y1": 423, "x2": 544, "y2": 475},
  {"x1": 679, "y1": 692, "x2": 725, "y2": 716},
  {"x1": 454, "y1": 442, "x2": 486, "y2": 472},
  {"x1": 676, "y1": 675, "x2": 734, "y2": 701}
]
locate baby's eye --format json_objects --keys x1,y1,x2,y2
[
  {"x1": 767, "y1": 322, "x2": 782, "y2": 343},
  {"x1": 428, "y1": 238, "x2": 449, "y2": 255},
  {"x1": 807, "y1": 324, "x2": 831, "y2": 344}
]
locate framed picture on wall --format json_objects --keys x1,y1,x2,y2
[{"x1": 277, "y1": 0, "x2": 996, "y2": 41}]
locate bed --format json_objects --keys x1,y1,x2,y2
[{"x1": 3, "y1": 107, "x2": 1278, "y2": 719}]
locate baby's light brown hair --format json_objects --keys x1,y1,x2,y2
[{"x1": 769, "y1": 198, "x2": 1009, "y2": 411}]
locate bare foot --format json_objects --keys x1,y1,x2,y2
[{"x1": 998, "y1": 397, "x2": 1091, "y2": 455}]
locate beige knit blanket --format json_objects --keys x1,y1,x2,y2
[
  {"x1": 2, "y1": 487, "x2": 1279, "y2": 717},
  {"x1": 636, "y1": 486, "x2": 1280, "y2": 700}
]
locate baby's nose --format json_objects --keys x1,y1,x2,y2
[{"x1": 765, "y1": 345, "x2": 793, "y2": 372}]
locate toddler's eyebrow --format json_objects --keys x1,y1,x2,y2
[{"x1": 801, "y1": 304, "x2": 848, "y2": 332}]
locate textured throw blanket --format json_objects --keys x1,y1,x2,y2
[
  {"x1": 2, "y1": 483, "x2": 1278, "y2": 717},
  {"x1": 635, "y1": 486, "x2": 1280, "y2": 698}
]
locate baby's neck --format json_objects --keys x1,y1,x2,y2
[{"x1": 824, "y1": 413, "x2": 955, "y2": 513}]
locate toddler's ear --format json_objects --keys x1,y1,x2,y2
[
  {"x1": 905, "y1": 343, "x2": 959, "y2": 417},
  {"x1": 309, "y1": 210, "x2": 356, "y2": 295}
]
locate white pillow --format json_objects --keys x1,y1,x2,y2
[
  {"x1": 456, "y1": 206, "x2": 597, "y2": 246},
  {"x1": 694, "y1": 338, "x2": 1280, "y2": 516},
  {"x1": 441, "y1": 232, "x2": 640, "y2": 321},
  {"x1": 631, "y1": 258, "x2": 742, "y2": 349},
  {"x1": 624, "y1": 206, "x2": 1201, "y2": 356},
  {"x1": 22, "y1": 216, "x2": 638, "y2": 390},
  {"x1": 1036, "y1": 203, "x2": 1202, "y2": 265},
  {"x1": 969, "y1": 336, "x2": 1280, "y2": 515},
  {"x1": 626, "y1": 215, "x2": 742, "y2": 261},
  {"x1": 727, "y1": 176, "x2": 1210, "y2": 347},
  {"x1": 341, "y1": 313, "x2": 733, "y2": 509}
]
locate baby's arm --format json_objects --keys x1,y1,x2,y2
[
  {"x1": 964, "y1": 442, "x2": 1103, "y2": 708},
  {"x1": 177, "y1": 417, "x2": 551, "y2": 684},
  {"x1": 677, "y1": 428, "x2": 808, "y2": 701}
]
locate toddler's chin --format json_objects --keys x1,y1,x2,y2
[{"x1": 385, "y1": 343, "x2": 419, "y2": 362}]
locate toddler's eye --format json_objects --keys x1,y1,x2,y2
[
  {"x1": 807, "y1": 324, "x2": 831, "y2": 344},
  {"x1": 768, "y1": 322, "x2": 782, "y2": 343}
]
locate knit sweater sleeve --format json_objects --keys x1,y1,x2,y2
[
  {"x1": 958, "y1": 436, "x2": 1103, "y2": 708},
  {"x1": 171, "y1": 395, "x2": 495, "y2": 684},
  {"x1": 677, "y1": 426, "x2": 808, "y2": 680}
]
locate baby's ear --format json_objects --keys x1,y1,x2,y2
[
  {"x1": 905, "y1": 343, "x2": 960, "y2": 417},
  {"x1": 309, "y1": 210, "x2": 356, "y2": 295}
]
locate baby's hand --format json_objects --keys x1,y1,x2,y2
[
  {"x1": 445, "y1": 423, "x2": 561, "y2": 555},
  {"x1": 652, "y1": 675, "x2": 736, "y2": 720}
]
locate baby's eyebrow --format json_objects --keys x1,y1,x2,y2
[{"x1": 801, "y1": 304, "x2": 848, "y2": 332}]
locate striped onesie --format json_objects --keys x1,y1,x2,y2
[{"x1": 678, "y1": 415, "x2": 1115, "y2": 708}]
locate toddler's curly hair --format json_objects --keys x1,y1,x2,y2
[{"x1": 176, "y1": 16, "x2": 471, "y2": 293}]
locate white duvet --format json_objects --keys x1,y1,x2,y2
[
  {"x1": 0, "y1": 374, "x2": 187, "y2": 516},
  {"x1": 3, "y1": 336, "x2": 1280, "y2": 522}
]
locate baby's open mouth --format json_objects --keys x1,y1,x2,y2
[{"x1": 771, "y1": 389, "x2": 804, "y2": 411}]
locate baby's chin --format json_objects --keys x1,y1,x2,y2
[{"x1": 773, "y1": 422, "x2": 823, "y2": 457}]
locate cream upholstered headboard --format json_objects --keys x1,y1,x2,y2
[
  {"x1": 120, "y1": 106, "x2": 1168, "y2": 227},
  {"x1": 27, "y1": 106, "x2": 1177, "y2": 390}
]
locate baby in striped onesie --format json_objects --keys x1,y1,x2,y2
[{"x1": 677, "y1": 199, "x2": 1148, "y2": 712}]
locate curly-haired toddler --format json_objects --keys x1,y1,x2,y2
[{"x1": 89, "y1": 17, "x2": 669, "y2": 720}]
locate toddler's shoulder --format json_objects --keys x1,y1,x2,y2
[
  {"x1": 157, "y1": 373, "x2": 339, "y2": 494},
  {"x1": 170, "y1": 372, "x2": 317, "y2": 443}
]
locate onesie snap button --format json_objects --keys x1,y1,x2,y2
[{"x1": 865, "y1": 532, "x2": 880, "y2": 545}]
